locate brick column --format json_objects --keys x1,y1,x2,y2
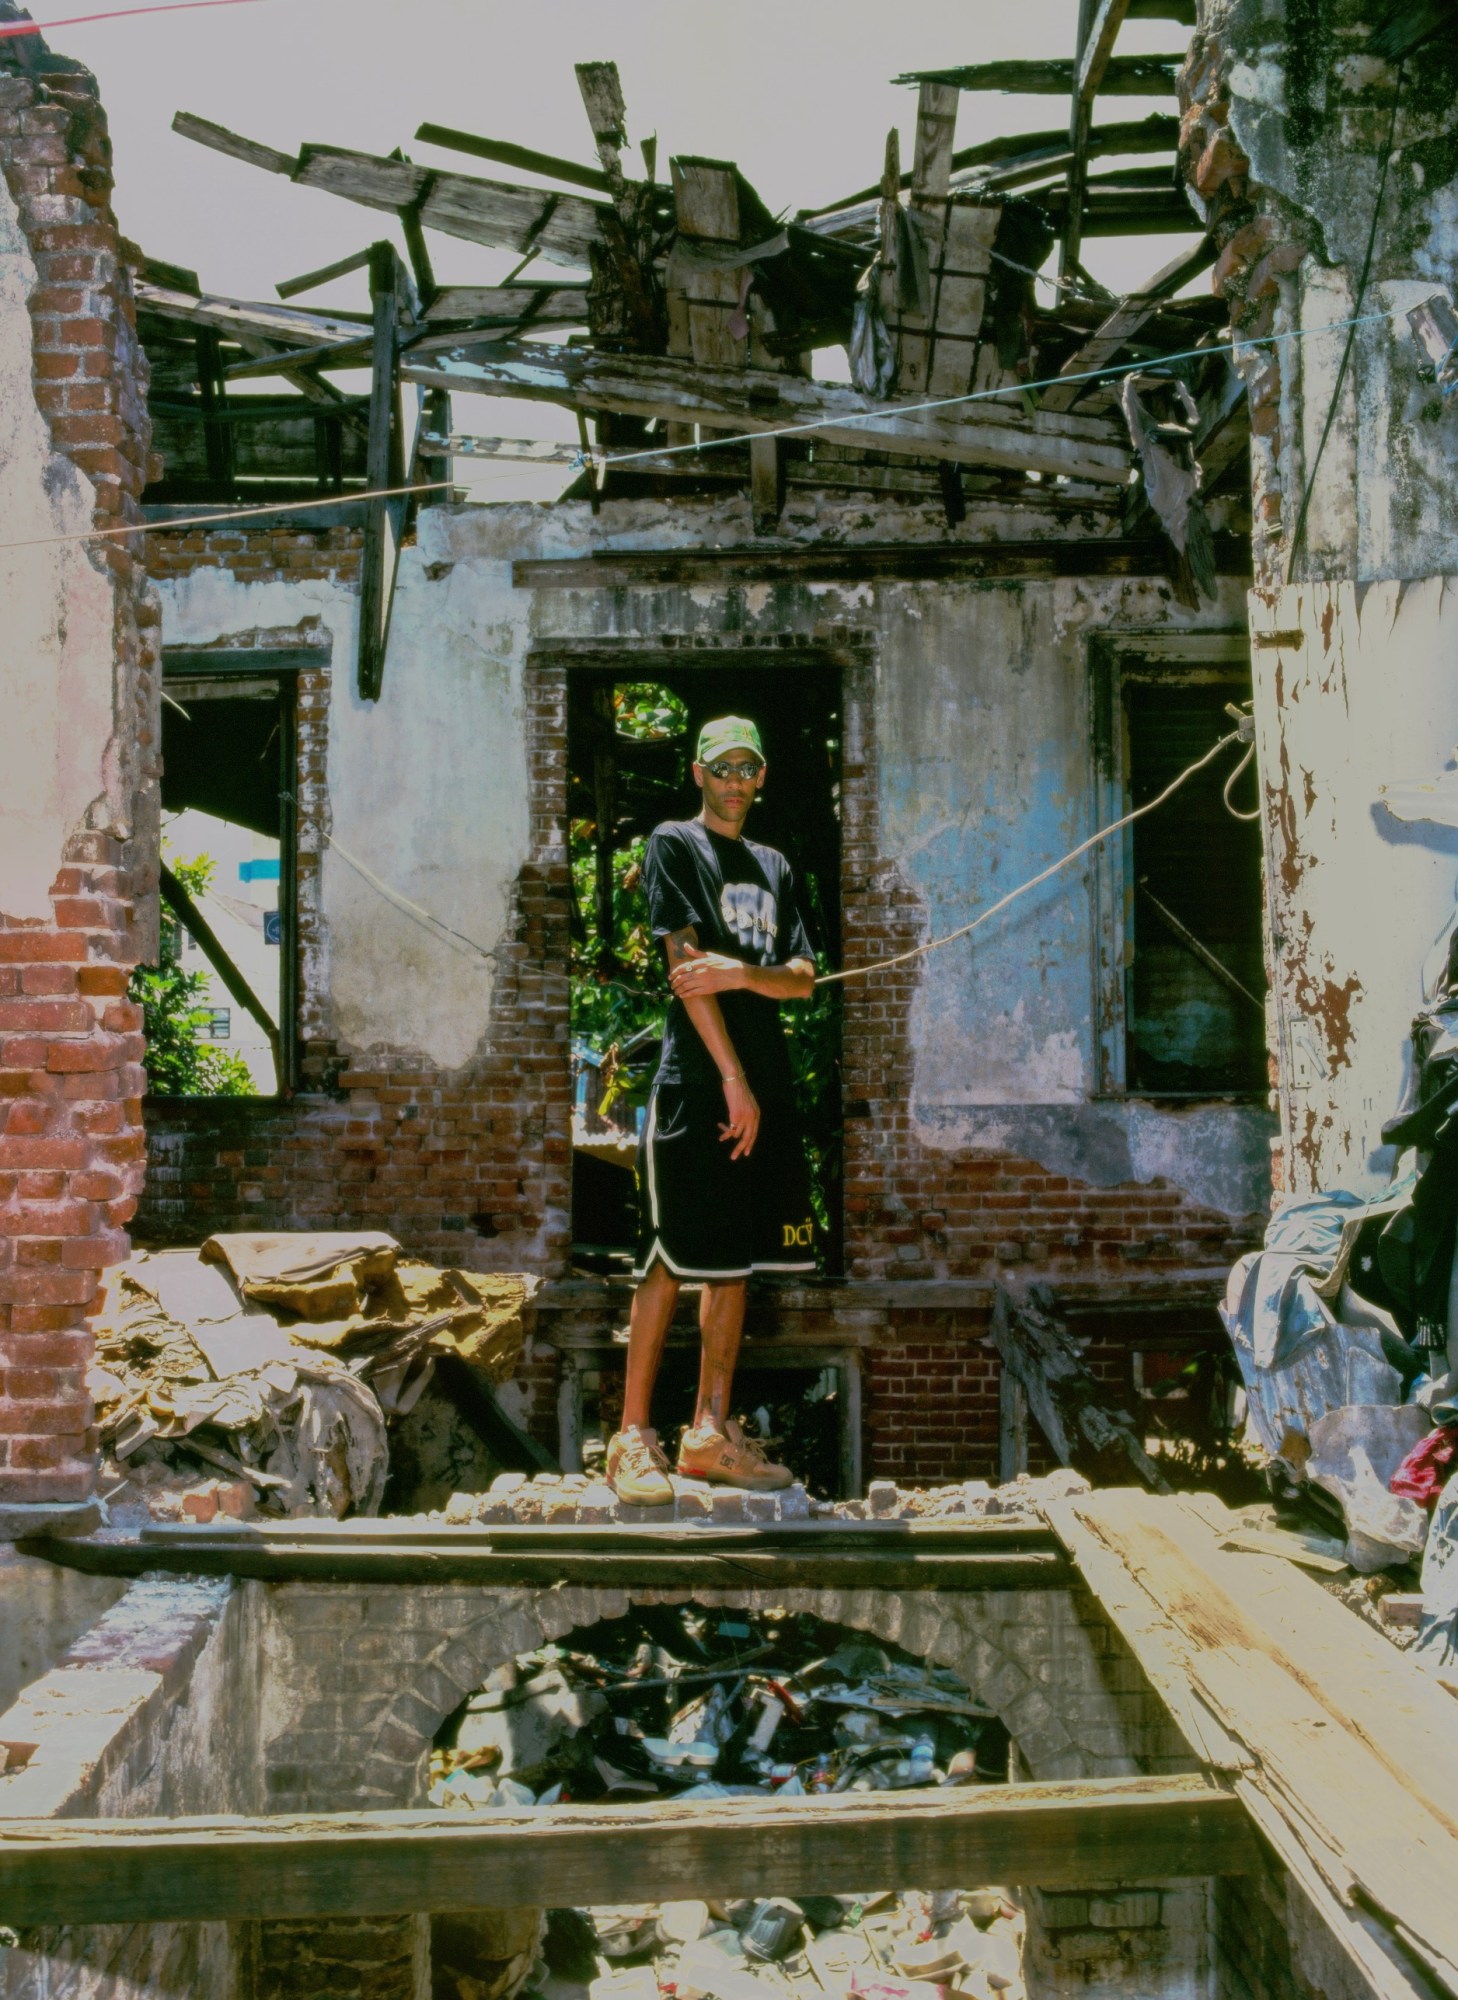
[{"x1": 0, "y1": 19, "x2": 156, "y2": 1527}]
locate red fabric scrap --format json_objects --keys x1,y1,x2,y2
[{"x1": 1389, "y1": 1424, "x2": 1458, "y2": 1510}]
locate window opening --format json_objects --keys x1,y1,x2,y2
[
  {"x1": 133, "y1": 657, "x2": 302, "y2": 1097},
  {"x1": 566, "y1": 665, "x2": 843, "y2": 1275},
  {"x1": 1121, "y1": 667, "x2": 1265, "y2": 1098}
]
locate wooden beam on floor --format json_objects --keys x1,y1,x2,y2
[
  {"x1": 1042, "y1": 1489, "x2": 1458, "y2": 2000},
  {"x1": 510, "y1": 536, "x2": 1253, "y2": 591},
  {"x1": 20, "y1": 1528, "x2": 1072, "y2": 1593},
  {"x1": 0, "y1": 1773, "x2": 1257, "y2": 1927}
]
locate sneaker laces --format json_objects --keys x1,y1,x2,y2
[
  {"x1": 621, "y1": 1429, "x2": 670, "y2": 1476},
  {"x1": 724, "y1": 1421, "x2": 772, "y2": 1466}
]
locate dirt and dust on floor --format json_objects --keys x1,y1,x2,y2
[
  {"x1": 428, "y1": 1601, "x2": 1023, "y2": 2000},
  {"x1": 86, "y1": 1231, "x2": 536, "y2": 1524}
]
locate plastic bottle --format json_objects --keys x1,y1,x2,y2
[{"x1": 908, "y1": 1733, "x2": 936, "y2": 1783}]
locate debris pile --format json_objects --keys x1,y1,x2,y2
[
  {"x1": 444, "y1": 1469, "x2": 1089, "y2": 1529},
  {"x1": 1218, "y1": 926, "x2": 1458, "y2": 1675},
  {"x1": 430, "y1": 1605, "x2": 1010, "y2": 1808},
  {"x1": 89, "y1": 1233, "x2": 529, "y2": 1520},
  {"x1": 430, "y1": 1605, "x2": 1022, "y2": 2000}
]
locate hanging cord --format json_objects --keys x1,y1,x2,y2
[
  {"x1": 1222, "y1": 741, "x2": 1262, "y2": 822},
  {"x1": 1285, "y1": 62, "x2": 1404, "y2": 581},
  {"x1": 815, "y1": 725, "x2": 1248, "y2": 987}
]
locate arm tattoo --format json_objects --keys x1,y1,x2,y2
[{"x1": 664, "y1": 925, "x2": 699, "y2": 969}]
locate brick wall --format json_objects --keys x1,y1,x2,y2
[
  {"x1": 143, "y1": 520, "x2": 363, "y2": 587},
  {"x1": 0, "y1": 31, "x2": 155, "y2": 1512}
]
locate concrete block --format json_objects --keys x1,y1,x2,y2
[
  {"x1": 779, "y1": 1484, "x2": 811, "y2": 1520},
  {"x1": 543, "y1": 1491, "x2": 579, "y2": 1523},
  {"x1": 866, "y1": 1479, "x2": 899, "y2": 1517},
  {"x1": 510, "y1": 1488, "x2": 543, "y2": 1523},
  {"x1": 711, "y1": 1489, "x2": 748, "y2": 1522},
  {"x1": 676, "y1": 1485, "x2": 712, "y2": 1518},
  {"x1": 490, "y1": 1473, "x2": 527, "y2": 1494},
  {"x1": 576, "y1": 1483, "x2": 616, "y2": 1522},
  {"x1": 745, "y1": 1491, "x2": 778, "y2": 1521},
  {"x1": 443, "y1": 1492, "x2": 477, "y2": 1525}
]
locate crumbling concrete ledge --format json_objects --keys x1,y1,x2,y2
[{"x1": 444, "y1": 1469, "x2": 1089, "y2": 1527}]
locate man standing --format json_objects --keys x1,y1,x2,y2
[{"x1": 605, "y1": 717, "x2": 818, "y2": 1505}]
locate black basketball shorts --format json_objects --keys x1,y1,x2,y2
[{"x1": 633, "y1": 1078, "x2": 816, "y2": 1280}]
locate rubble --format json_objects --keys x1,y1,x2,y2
[
  {"x1": 429, "y1": 1603, "x2": 1026, "y2": 2000},
  {"x1": 89, "y1": 1234, "x2": 531, "y2": 1521},
  {"x1": 443, "y1": 1470, "x2": 1088, "y2": 1529}
]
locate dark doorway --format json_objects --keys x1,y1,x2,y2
[{"x1": 566, "y1": 663, "x2": 843, "y2": 1274}]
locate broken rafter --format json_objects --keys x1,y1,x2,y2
[
  {"x1": 1040, "y1": 237, "x2": 1216, "y2": 412},
  {"x1": 173, "y1": 113, "x2": 610, "y2": 268},
  {"x1": 895, "y1": 55, "x2": 1183, "y2": 94},
  {"x1": 413, "y1": 121, "x2": 612, "y2": 194},
  {"x1": 402, "y1": 340, "x2": 1133, "y2": 485},
  {"x1": 0, "y1": 1774, "x2": 1255, "y2": 1929},
  {"x1": 801, "y1": 114, "x2": 1177, "y2": 223}
]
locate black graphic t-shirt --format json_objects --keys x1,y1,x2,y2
[{"x1": 641, "y1": 819, "x2": 814, "y2": 1102}]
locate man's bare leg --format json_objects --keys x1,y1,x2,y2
[
  {"x1": 622, "y1": 1258, "x2": 680, "y2": 1430},
  {"x1": 693, "y1": 1278, "x2": 746, "y2": 1430},
  {"x1": 677, "y1": 1281, "x2": 790, "y2": 1491}
]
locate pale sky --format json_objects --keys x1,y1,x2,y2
[{"x1": 44, "y1": 0, "x2": 1199, "y2": 502}]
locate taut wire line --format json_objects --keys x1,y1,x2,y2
[{"x1": 815, "y1": 727, "x2": 1249, "y2": 987}]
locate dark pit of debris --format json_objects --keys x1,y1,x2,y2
[{"x1": 429, "y1": 1602, "x2": 1023, "y2": 2000}]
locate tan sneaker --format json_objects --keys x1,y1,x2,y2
[
  {"x1": 677, "y1": 1419, "x2": 793, "y2": 1492},
  {"x1": 605, "y1": 1426, "x2": 674, "y2": 1506}
]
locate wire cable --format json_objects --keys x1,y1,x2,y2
[
  {"x1": 815, "y1": 726, "x2": 1247, "y2": 986},
  {"x1": 0, "y1": 0, "x2": 263, "y2": 36}
]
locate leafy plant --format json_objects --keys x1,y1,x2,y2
[{"x1": 128, "y1": 852, "x2": 257, "y2": 1098}]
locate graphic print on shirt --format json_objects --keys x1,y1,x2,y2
[{"x1": 720, "y1": 880, "x2": 778, "y2": 963}]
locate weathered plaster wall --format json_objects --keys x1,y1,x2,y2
[
  {"x1": 0, "y1": 161, "x2": 117, "y2": 919},
  {"x1": 1182, "y1": 3, "x2": 1458, "y2": 1195},
  {"x1": 1252, "y1": 575, "x2": 1458, "y2": 1194}
]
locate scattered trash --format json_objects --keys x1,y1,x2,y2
[
  {"x1": 86, "y1": 1236, "x2": 531, "y2": 1520},
  {"x1": 428, "y1": 1603, "x2": 1026, "y2": 2000}
]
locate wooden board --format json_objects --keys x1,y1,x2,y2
[
  {"x1": 21, "y1": 1532, "x2": 1072, "y2": 1594},
  {"x1": 0, "y1": 1774, "x2": 1257, "y2": 1927},
  {"x1": 1040, "y1": 238, "x2": 1216, "y2": 412},
  {"x1": 895, "y1": 56, "x2": 1182, "y2": 94},
  {"x1": 401, "y1": 340, "x2": 1132, "y2": 484},
  {"x1": 1043, "y1": 1489, "x2": 1458, "y2": 1997}
]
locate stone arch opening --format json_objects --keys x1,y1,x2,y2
[{"x1": 355, "y1": 1578, "x2": 1190, "y2": 1811}]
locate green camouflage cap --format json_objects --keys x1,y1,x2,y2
[{"x1": 696, "y1": 715, "x2": 764, "y2": 766}]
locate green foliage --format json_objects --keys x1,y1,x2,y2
[
  {"x1": 614, "y1": 681, "x2": 689, "y2": 743},
  {"x1": 128, "y1": 851, "x2": 257, "y2": 1099}
]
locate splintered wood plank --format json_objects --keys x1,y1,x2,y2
[
  {"x1": 576, "y1": 61, "x2": 629, "y2": 188},
  {"x1": 423, "y1": 285, "x2": 590, "y2": 325},
  {"x1": 172, "y1": 110, "x2": 294, "y2": 176},
  {"x1": 414, "y1": 122, "x2": 612, "y2": 194},
  {"x1": 291, "y1": 145, "x2": 603, "y2": 268},
  {"x1": 0, "y1": 1774, "x2": 1256, "y2": 1927},
  {"x1": 913, "y1": 81, "x2": 960, "y2": 200},
  {"x1": 749, "y1": 433, "x2": 781, "y2": 532},
  {"x1": 925, "y1": 205, "x2": 1001, "y2": 398},
  {"x1": 1051, "y1": 1489, "x2": 1458, "y2": 1997},
  {"x1": 401, "y1": 340, "x2": 1132, "y2": 483},
  {"x1": 894, "y1": 56, "x2": 1182, "y2": 94},
  {"x1": 136, "y1": 282, "x2": 363, "y2": 349},
  {"x1": 1077, "y1": 0, "x2": 1135, "y2": 104},
  {"x1": 667, "y1": 159, "x2": 750, "y2": 371},
  {"x1": 1040, "y1": 237, "x2": 1216, "y2": 411}
]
